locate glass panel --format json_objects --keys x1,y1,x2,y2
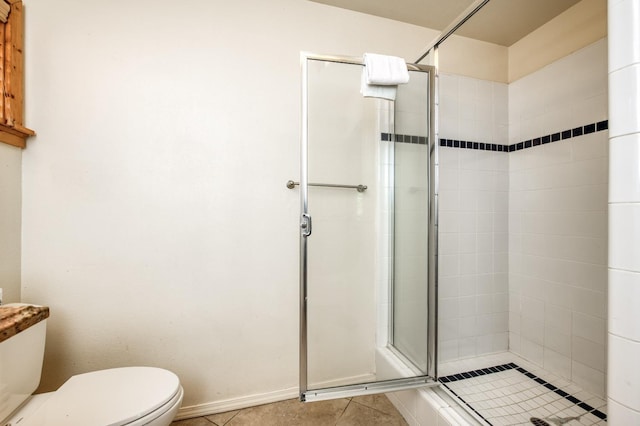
[
  {"x1": 391, "y1": 73, "x2": 430, "y2": 373},
  {"x1": 306, "y1": 59, "x2": 379, "y2": 389},
  {"x1": 303, "y1": 57, "x2": 435, "y2": 395}
]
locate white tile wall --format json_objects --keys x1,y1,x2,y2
[
  {"x1": 438, "y1": 74, "x2": 509, "y2": 362},
  {"x1": 508, "y1": 39, "x2": 609, "y2": 397},
  {"x1": 510, "y1": 44, "x2": 607, "y2": 145},
  {"x1": 609, "y1": 133, "x2": 640, "y2": 202},
  {"x1": 609, "y1": 269, "x2": 640, "y2": 340},
  {"x1": 609, "y1": 203, "x2": 640, "y2": 271},
  {"x1": 609, "y1": 398, "x2": 640, "y2": 425},
  {"x1": 608, "y1": 0, "x2": 640, "y2": 72},
  {"x1": 609, "y1": 63, "x2": 640, "y2": 137},
  {"x1": 609, "y1": 334, "x2": 640, "y2": 408},
  {"x1": 608, "y1": 0, "x2": 640, "y2": 420},
  {"x1": 437, "y1": 39, "x2": 611, "y2": 415}
]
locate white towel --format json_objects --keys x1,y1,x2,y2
[
  {"x1": 363, "y1": 53, "x2": 410, "y2": 85},
  {"x1": 360, "y1": 53, "x2": 409, "y2": 100},
  {"x1": 360, "y1": 69, "x2": 398, "y2": 101}
]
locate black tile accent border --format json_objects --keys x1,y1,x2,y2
[
  {"x1": 430, "y1": 120, "x2": 608, "y2": 154},
  {"x1": 380, "y1": 132, "x2": 428, "y2": 145},
  {"x1": 438, "y1": 363, "x2": 607, "y2": 425},
  {"x1": 437, "y1": 138, "x2": 510, "y2": 152}
]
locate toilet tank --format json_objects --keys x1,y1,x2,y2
[{"x1": 0, "y1": 304, "x2": 48, "y2": 422}]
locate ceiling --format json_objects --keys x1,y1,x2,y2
[{"x1": 308, "y1": 0, "x2": 582, "y2": 46}]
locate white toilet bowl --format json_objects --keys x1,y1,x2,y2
[
  {"x1": 0, "y1": 304, "x2": 184, "y2": 425},
  {"x1": 4, "y1": 366, "x2": 184, "y2": 426}
]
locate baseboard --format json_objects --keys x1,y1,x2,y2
[
  {"x1": 174, "y1": 373, "x2": 376, "y2": 420},
  {"x1": 174, "y1": 387, "x2": 299, "y2": 420}
]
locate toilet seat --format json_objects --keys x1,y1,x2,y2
[
  {"x1": 122, "y1": 382, "x2": 183, "y2": 426},
  {"x1": 14, "y1": 367, "x2": 182, "y2": 426}
]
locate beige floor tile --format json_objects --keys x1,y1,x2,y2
[
  {"x1": 225, "y1": 398, "x2": 349, "y2": 426},
  {"x1": 172, "y1": 417, "x2": 215, "y2": 426},
  {"x1": 350, "y1": 394, "x2": 400, "y2": 417},
  {"x1": 173, "y1": 394, "x2": 409, "y2": 426},
  {"x1": 336, "y1": 401, "x2": 408, "y2": 426},
  {"x1": 205, "y1": 409, "x2": 240, "y2": 425}
]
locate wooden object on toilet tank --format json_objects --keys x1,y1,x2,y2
[{"x1": 0, "y1": 0, "x2": 34, "y2": 149}]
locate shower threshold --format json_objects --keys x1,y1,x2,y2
[{"x1": 438, "y1": 352, "x2": 607, "y2": 426}]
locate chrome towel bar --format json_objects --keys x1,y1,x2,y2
[{"x1": 286, "y1": 180, "x2": 367, "y2": 193}]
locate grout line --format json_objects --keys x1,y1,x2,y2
[
  {"x1": 336, "y1": 399, "x2": 352, "y2": 425},
  {"x1": 350, "y1": 397, "x2": 402, "y2": 419},
  {"x1": 222, "y1": 409, "x2": 242, "y2": 425},
  {"x1": 176, "y1": 396, "x2": 407, "y2": 426}
]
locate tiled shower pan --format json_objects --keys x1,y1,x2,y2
[{"x1": 438, "y1": 353, "x2": 607, "y2": 426}]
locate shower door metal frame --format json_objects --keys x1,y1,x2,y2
[{"x1": 298, "y1": 52, "x2": 439, "y2": 402}]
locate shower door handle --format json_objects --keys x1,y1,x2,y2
[{"x1": 301, "y1": 213, "x2": 312, "y2": 237}]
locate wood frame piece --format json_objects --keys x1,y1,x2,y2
[{"x1": 0, "y1": 0, "x2": 34, "y2": 149}]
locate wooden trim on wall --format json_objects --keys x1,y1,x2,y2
[{"x1": 0, "y1": 0, "x2": 34, "y2": 149}]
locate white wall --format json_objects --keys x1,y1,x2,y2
[
  {"x1": 439, "y1": 36, "x2": 508, "y2": 83},
  {"x1": 508, "y1": 0, "x2": 607, "y2": 82},
  {"x1": 20, "y1": 0, "x2": 449, "y2": 413},
  {"x1": 607, "y1": 0, "x2": 640, "y2": 422},
  {"x1": 0, "y1": 143, "x2": 21, "y2": 304},
  {"x1": 508, "y1": 39, "x2": 608, "y2": 397}
]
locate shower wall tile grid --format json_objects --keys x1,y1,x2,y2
[
  {"x1": 439, "y1": 353, "x2": 607, "y2": 426},
  {"x1": 437, "y1": 143, "x2": 510, "y2": 363},
  {"x1": 434, "y1": 40, "x2": 609, "y2": 395},
  {"x1": 436, "y1": 72, "x2": 511, "y2": 364},
  {"x1": 506, "y1": 39, "x2": 609, "y2": 399}
]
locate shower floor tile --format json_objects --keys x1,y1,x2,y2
[{"x1": 439, "y1": 353, "x2": 607, "y2": 426}]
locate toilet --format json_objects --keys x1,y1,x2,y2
[{"x1": 0, "y1": 304, "x2": 183, "y2": 426}]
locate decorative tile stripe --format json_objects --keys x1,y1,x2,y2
[
  {"x1": 437, "y1": 120, "x2": 608, "y2": 153},
  {"x1": 438, "y1": 363, "x2": 608, "y2": 424},
  {"x1": 439, "y1": 139, "x2": 509, "y2": 152},
  {"x1": 381, "y1": 132, "x2": 428, "y2": 145},
  {"x1": 508, "y1": 120, "x2": 608, "y2": 152}
]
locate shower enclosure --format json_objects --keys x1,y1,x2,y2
[
  {"x1": 295, "y1": 1, "x2": 609, "y2": 424},
  {"x1": 294, "y1": 53, "x2": 438, "y2": 401},
  {"x1": 425, "y1": 1, "x2": 610, "y2": 425}
]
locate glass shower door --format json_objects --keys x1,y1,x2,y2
[
  {"x1": 298, "y1": 53, "x2": 438, "y2": 402},
  {"x1": 390, "y1": 73, "x2": 433, "y2": 374}
]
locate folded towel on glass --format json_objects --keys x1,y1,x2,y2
[
  {"x1": 362, "y1": 53, "x2": 410, "y2": 85},
  {"x1": 360, "y1": 71, "x2": 399, "y2": 101},
  {"x1": 360, "y1": 53, "x2": 410, "y2": 100}
]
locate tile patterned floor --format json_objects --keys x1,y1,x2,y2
[
  {"x1": 439, "y1": 352, "x2": 608, "y2": 426},
  {"x1": 171, "y1": 394, "x2": 408, "y2": 426}
]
